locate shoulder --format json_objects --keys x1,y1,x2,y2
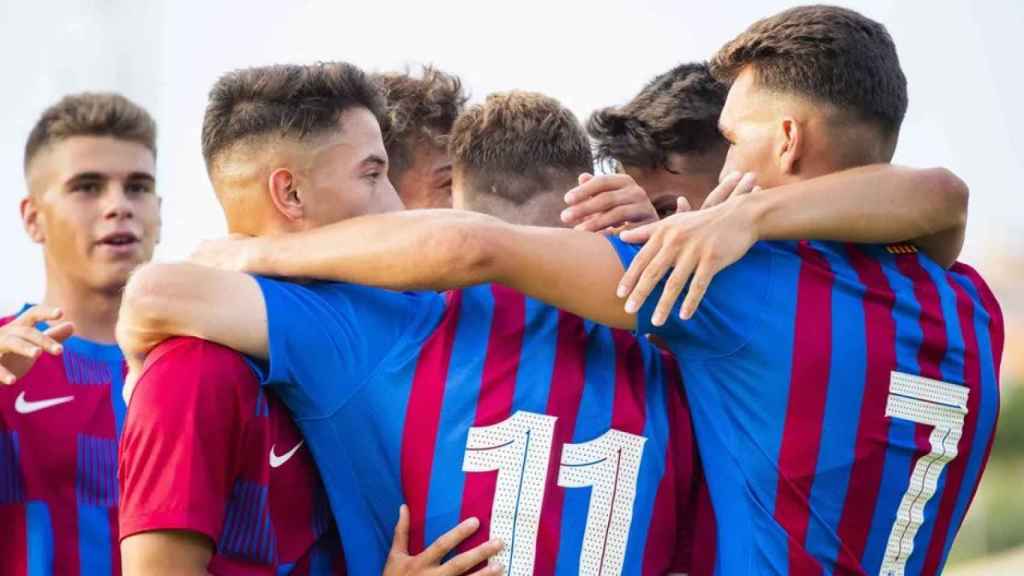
[{"x1": 137, "y1": 337, "x2": 257, "y2": 404}]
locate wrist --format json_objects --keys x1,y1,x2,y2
[
  {"x1": 737, "y1": 191, "x2": 774, "y2": 242},
  {"x1": 244, "y1": 237, "x2": 275, "y2": 275}
]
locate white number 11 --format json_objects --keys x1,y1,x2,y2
[{"x1": 463, "y1": 411, "x2": 647, "y2": 576}]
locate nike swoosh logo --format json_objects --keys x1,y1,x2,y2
[
  {"x1": 15, "y1": 391, "x2": 74, "y2": 414},
  {"x1": 269, "y1": 441, "x2": 304, "y2": 469}
]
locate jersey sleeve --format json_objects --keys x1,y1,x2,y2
[
  {"x1": 250, "y1": 277, "x2": 443, "y2": 419},
  {"x1": 118, "y1": 337, "x2": 255, "y2": 543},
  {"x1": 605, "y1": 235, "x2": 775, "y2": 360}
]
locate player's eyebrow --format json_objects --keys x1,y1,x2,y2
[
  {"x1": 65, "y1": 171, "x2": 107, "y2": 185},
  {"x1": 360, "y1": 154, "x2": 387, "y2": 169},
  {"x1": 125, "y1": 172, "x2": 156, "y2": 184}
]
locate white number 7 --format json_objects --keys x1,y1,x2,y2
[
  {"x1": 881, "y1": 371, "x2": 969, "y2": 576},
  {"x1": 463, "y1": 411, "x2": 647, "y2": 576}
]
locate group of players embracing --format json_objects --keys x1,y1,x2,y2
[{"x1": 0, "y1": 5, "x2": 1003, "y2": 576}]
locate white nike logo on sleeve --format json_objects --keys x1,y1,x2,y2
[
  {"x1": 15, "y1": 391, "x2": 74, "y2": 414},
  {"x1": 269, "y1": 441, "x2": 304, "y2": 468}
]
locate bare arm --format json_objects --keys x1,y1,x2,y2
[
  {"x1": 117, "y1": 262, "x2": 269, "y2": 393},
  {"x1": 121, "y1": 531, "x2": 212, "y2": 576},
  {"x1": 191, "y1": 210, "x2": 635, "y2": 329},
  {"x1": 749, "y1": 164, "x2": 967, "y2": 266}
]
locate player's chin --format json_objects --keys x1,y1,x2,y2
[{"x1": 92, "y1": 259, "x2": 149, "y2": 291}]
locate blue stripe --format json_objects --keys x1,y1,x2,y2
[
  {"x1": 218, "y1": 480, "x2": 277, "y2": 563},
  {"x1": 554, "y1": 326, "x2": 615, "y2": 575},
  {"x1": 26, "y1": 501, "x2": 53, "y2": 576},
  {"x1": 76, "y1": 436, "x2": 119, "y2": 506},
  {"x1": 78, "y1": 504, "x2": 112, "y2": 575},
  {"x1": 107, "y1": 357, "x2": 127, "y2": 437},
  {"x1": 511, "y1": 298, "x2": 560, "y2": 415},
  {"x1": 0, "y1": 432, "x2": 23, "y2": 503},
  {"x1": 805, "y1": 245, "x2": 867, "y2": 574},
  {"x1": 937, "y1": 273, "x2": 1000, "y2": 573},
  {"x1": 903, "y1": 255, "x2": 967, "y2": 575},
  {"x1": 862, "y1": 251, "x2": 922, "y2": 572},
  {"x1": 622, "y1": 344, "x2": 669, "y2": 575},
  {"x1": 423, "y1": 286, "x2": 494, "y2": 546}
]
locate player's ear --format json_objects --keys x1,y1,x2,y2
[
  {"x1": 20, "y1": 195, "x2": 45, "y2": 244},
  {"x1": 267, "y1": 168, "x2": 304, "y2": 221},
  {"x1": 777, "y1": 117, "x2": 803, "y2": 176}
]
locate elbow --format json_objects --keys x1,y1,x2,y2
[
  {"x1": 118, "y1": 263, "x2": 193, "y2": 348},
  {"x1": 926, "y1": 167, "x2": 969, "y2": 230}
]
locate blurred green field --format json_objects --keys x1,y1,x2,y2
[{"x1": 947, "y1": 382, "x2": 1024, "y2": 569}]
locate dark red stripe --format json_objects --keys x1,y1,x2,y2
[
  {"x1": 400, "y1": 290, "x2": 462, "y2": 553},
  {"x1": 920, "y1": 272, "x2": 982, "y2": 575},
  {"x1": 0, "y1": 505, "x2": 27, "y2": 576},
  {"x1": 773, "y1": 242, "x2": 833, "y2": 575},
  {"x1": 834, "y1": 245, "x2": 898, "y2": 570},
  {"x1": 610, "y1": 331, "x2": 648, "y2": 436},
  {"x1": 458, "y1": 286, "x2": 526, "y2": 553},
  {"x1": 644, "y1": 357, "x2": 694, "y2": 575},
  {"x1": 533, "y1": 313, "x2": 588, "y2": 576}
]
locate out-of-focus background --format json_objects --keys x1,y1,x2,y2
[{"x1": 1, "y1": 1, "x2": 1020, "y2": 570}]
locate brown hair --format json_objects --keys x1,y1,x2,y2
[
  {"x1": 450, "y1": 91, "x2": 593, "y2": 205},
  {"x1": 372, "y1": 66, "x2": 467, "y2": 178},
  {"x1": 24, "y1": 92, "x2": 157, "y2": 171},
  {"x1": 201, "y1": 61, "x2": 384, "y2": 171},
  {"x1": 588, "y1": 62, "x2": 727, "y2": 171},
  {"x1": 712, "y1": 5, "x2": 907, "y2": 140}
]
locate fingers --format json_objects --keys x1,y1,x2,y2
[
  {"x1": 651, "y1": 249, "x2": 698, "y2": 326},
  {"x1": 5, "y1": 325, "x2": 62, "y2": 356},
  {"x1": 680, "y1": 260, "x2": 718, "y2": 320},
  {"x1": 422, "y1": 516, "x2": 481, "y2": 564},
  {"x1": 391, "y1": 504, "x2": 410, "y2": 555},
  {"x1": 562, "y1": 183, "x2": 641, "y2": 226},
  {"x1": 676, "y1": 196, "x2": 692, "y2": 214},
  {"x1": 728, "y1": 172, "x2": 758, "y2": 200},
  {"x1": 15, "y1": 305, "x2": 63, "y2": 328},
  {"x1": 44, "y1": 321, "x2": 75, "y2": 344},
  {"x1": 617, "y1": 233, "x2": 661, "y2": 298},
  {"x1": 700, "y1": 172, "x2": 744, "y2": 209},
  {"x1": 573, "y1": 203, "x2": 656, "y2": 232},
  {"x1": 618, "y1": 219, "x2": 657, "y2": 245},
  {"x1": 442, "y1": 539, "x2": 504, "y2": 575},
  {"x1": 467, "y1": 563, "x2": 505, "y2": 576},
  {"x1": 0, "y1": 364, "x2": 16, "y2": 386},
  {"x1": 624, "y1": 243, "x2": 677, "y2": 317},
  {"x1": 2, "y1": 334, "x2": 43, "y2": 360}
]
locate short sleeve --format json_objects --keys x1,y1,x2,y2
[
  {"x1": 118, "y1": 337, "x2": 254, "y2": 542},
  {"x1": 605, "y1": 235, "x2": 776, "y2": 360},
  {"x1": 250, "y1": 278, "x2": 444, "y2": 419}
]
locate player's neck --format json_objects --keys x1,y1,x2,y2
[{"x1": 40, "y1": 271, "x2": 121, "y2": 345}]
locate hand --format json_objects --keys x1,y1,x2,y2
[
  {"x1": 190, "y1": 234, "x2": 258, "y2": 272},
  {"x1": 384, "y1": 505, "x2": 504, "y2": 576},
  {"x1": 0, "y1": 305, "x2": 74, "y2": 385},
  {"x1": 616, "y1": 172, "x2": 760, "y2": 326},
  {"x1": 561, "y1": 173, "x2": 659, "y2": 233}
]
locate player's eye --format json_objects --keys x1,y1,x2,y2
[
  {"x1": 125, "y1": 182, "x2": 154, "y2": 194},
  {"x1": 71, "y1": 181, "x2": 102, "y2": 194}
]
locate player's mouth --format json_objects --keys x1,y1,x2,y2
[{"x1": 95, "y1": 231, "x2": 141, "y2": 256}]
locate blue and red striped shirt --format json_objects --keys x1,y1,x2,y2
[
  {"x1": 609, "y1": 238, "x2": 1003, "y2": 575},
  {"x1": 0, "y1": 305, "x2": 127, "y2": 576},
  {"x1": 252, "y1": 280, "x2": 700, "y2": 575}
]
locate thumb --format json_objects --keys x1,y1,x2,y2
[
  {"x1": 391, "y1": 504, "x2": 411, "y2": 555},
  {"x1": 676, "y1": 196, "x2": 692, "y2": 214},
  {"x1": 577, "y1": 172, "x2": 593, "y2": 186}
]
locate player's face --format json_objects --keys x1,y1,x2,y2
[
  {"x1": 717, "y1": 67, "x2": 788, "y2": 189},
  {"x1": 300, "y1": 107, "x2": 404, "y2": 227},
  {"x1": 23, "y1": 136, "x2": 160, "y2": 293},
  {"x1": 624, "y1": 149, "x2": 725, "y2": 216},
  {"x1": 394, "y1": 143, "x2": 453, "y2": 209}
]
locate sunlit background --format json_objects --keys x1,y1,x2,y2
[{"x1": 1, "y1": 1, "x2": 1021, "y2": 571}]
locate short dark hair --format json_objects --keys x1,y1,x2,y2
[
  {"x1": 587, "y1": 62, "x2": 727, "y2": 170},
  {"x1": 201, "y1": 61, "x2": 384, "y2": 171},
  {"x1": 372, "y1": 66, "x2": 467, "y2": 178},
  {"x1": 450, "y1": 91, "x2": 593, "y2": 205},
  {"x1": 24, "y1": 92, "x2": 157, "y2": 171},
  {"x1": 712, "y1": 4, "x2": 907, "y2": 139}
]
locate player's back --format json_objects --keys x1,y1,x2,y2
[
  {"x1": 612, "y1": 238, "x2": 1003, "y2": 576},
  {"x1": 252, "y1": 279, "x2": 700, "y2": 576},
  {"x1": 0, "y1": 306, "x2": 126, "y2": 576}
]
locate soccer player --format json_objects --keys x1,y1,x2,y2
[
  {"x1": 118, "y1": 89, "x2": 702, "y2": 576},
  {"x1": 117, "y1": 62, "x2": 501, "y2": 576},
  {"x1": 181, "y1": 7, "x2": 1002, "y2": 574},
  {"x1": 583, "y1": 62, "x2": 728, "y2": 219},
  {"x1": 373, "y1": 66, "x2": 468, "y2": 209},
  {"x1": 0, "y1": 93, "x2": 161, "y2": 575}
]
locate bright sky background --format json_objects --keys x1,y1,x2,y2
[{"x1": 1, "y1": 0, "x2": 1021, "y2": 312}]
